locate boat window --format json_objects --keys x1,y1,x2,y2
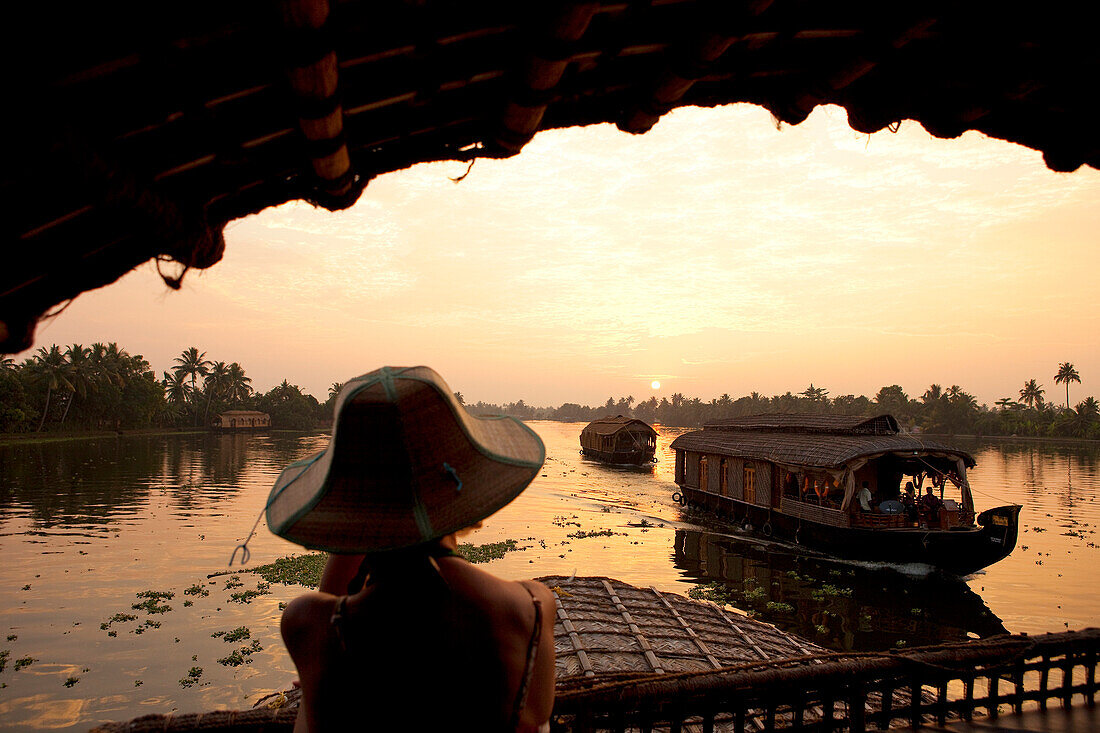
[
  {"x1": 743, "y1": 464, "x2": 756, "y2": 503},
  {"x1": 699, "y1": 456, "x2": 709, "y2": 492}
]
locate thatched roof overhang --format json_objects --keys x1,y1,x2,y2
[
  {"x1": 669, "y1": 430, "x2": 976, "y2": 472},
  {"x1": 4, "y1": 0, "x2": 1098, "y2": 351},
  {"x1": 583, "y1": 416, "x2": 658, "y2": 437}
]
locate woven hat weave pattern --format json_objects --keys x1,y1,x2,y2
[{"x1": 266, "y1": 366, "x2": 545, "y2": 553}]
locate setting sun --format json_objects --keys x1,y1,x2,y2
[{"x1": 651, "y1": 381, "x2": 661, "y2": 390}]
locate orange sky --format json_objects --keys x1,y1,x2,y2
[{"x1": 19, "y1": 104, "x2": 1100, "y2": 407}]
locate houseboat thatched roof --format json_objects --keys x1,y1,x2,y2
[
  {"x1": 582, "y1": 416, "x2": 657, "y2": 437},
  {"x1": 673, "y1": 413, "x2": 975, "y2": 470},
  {"x1": 4, "y1": 1, "x2": 1097, "y2": 351},
  {"x1": 706, "y1": 413, "x2": 899, "y2": 435}
]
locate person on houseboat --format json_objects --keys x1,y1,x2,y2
[
  {"x1": 267, "y1": 366, "x2": 556, "y2": 732},
  {"x1": 919, "y1": 484, "x2": 943, "y2": 527},
  {"x1": 857, "y1": 481, "x2": 874, "y2": 512},
  {"x1": 902, "y1": 482, "x2": 919, "y2": 521}
]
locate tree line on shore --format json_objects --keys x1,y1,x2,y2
[
  {"x1": 465, "y1": 363, "x2": 1097, "y2": 439},
  {"x1": 0, "y1": 344, "x2": 331, "y2": 433},
  {"x1": 1, "y1": 344, "x2": 1095, "y2": 439}
]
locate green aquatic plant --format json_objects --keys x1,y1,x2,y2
[
  {"x1": 179, "y1": 667, "x2": 203, "y2": 688},
  {"x1": 229, "y1": 588, "x2": 269, "y2": 604},
  {"x1": 5, "y1": 635, "x2": 15, "y2": 642},
  {"x1": 14, "y1": 656, "x2": 37, "y2": 671},
  {"x1": 222, "y1": 627, "x2": 250, "y2": 643},
  {"x1": 457, "y1": 539, "x2": 521, "y2": 563},
  {"x1": 64, "y1": 676, "x2": 79, "y2": 687},
  {"x1": 251, "y1": 553, "x2": 327, "y2": 588},
  {"x1": 132, "y1": 598, "x2": 172, "y2": 614},
  {"x1": 0, "y1": 650, "x2": 9, "y2": 673},
  {"x1": 567, "y1": 529, "x2": 619, "y2": 539},
  {"x1": 742, "y1": 587, "x2": 767, "y2": 602},
  {"x1": 184, "y1": 584, "x2": 209, "y2": 597},
  {"x1": 687, "y1": 582, "x2": 734, "y2": 605},
  {"x1": 224, "y1": 576, "x2": 244, "y2": 590},
  {"x1": 217, "y1": 639, "x2": 263, "y2": 667},
  {"x1": 103, "y1": 615, "x2": 136, "y2": 631}
]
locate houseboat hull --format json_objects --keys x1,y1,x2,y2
[
  {"x1": 579, "y1": 416, "x2": 658, "y2": 466},
  {"x1": 581, "y1": 447, "x2": 656, "y2": 466},
  {"x1": 677, "y1": 487, "x2": 1020, "y2": 575}
]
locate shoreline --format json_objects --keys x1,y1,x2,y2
[
  {"x1": 920, "y1": 432, "x2": 1100, "y2": 447},
  {"x1": 0, "y1": 427, "x2": 209, "y2": 446},
  {"x1": 2, "y1": 425, "x2": 1095, "y2": 448}
]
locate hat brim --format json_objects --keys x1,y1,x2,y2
[{"x1": 265, "y1": 366, "x2": 545, "y2": 553}]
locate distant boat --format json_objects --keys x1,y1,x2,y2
[
  {"x1": 669, "y1": 414, "x2": 1021, "y2": 575},
  {"x1": 580, "y1": 416, "x2": 658, "y2": 466}
]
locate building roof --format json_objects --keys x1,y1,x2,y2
[
  {"x1": 4, "y1": 0, "x2": 1097, "y2": 351},
  {"x1": 582, "y1": 416, "x2": 658, "y2": 437},
  {"x1": 218, "y1": 410, "x2": 270, "y2": 417},
  {"x1": 672, "y1": 413, "x2": 974, "y2": 470}
]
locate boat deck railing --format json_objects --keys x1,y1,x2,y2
[{"x1": 552, "y1": 628, "x2": 1100, "y2": 731}]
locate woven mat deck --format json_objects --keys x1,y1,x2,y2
[{"x1": 539, "y1": 575, "x2": 822, "y2": 685}]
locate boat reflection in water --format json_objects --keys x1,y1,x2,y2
[{"x1": 673, "y1": 528, "x2": 1007, "y2": 652}]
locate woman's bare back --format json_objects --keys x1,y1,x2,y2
[{"x1": 282, "y1": 555, "x2": 555, "y2": 731}]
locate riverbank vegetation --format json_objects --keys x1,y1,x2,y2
[
  {"x1": 466, "y1": 370, "x2": 1098, "y2": 439},
  {"x1": 1, "y1": 344, "x2": 1094, "y2": 439},
  {"x1": 0, "y1": 344, "x2": 329, "y2": 434}
]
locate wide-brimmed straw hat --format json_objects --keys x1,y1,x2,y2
[{"x1": 266, "y1": 366, "x2": 545, "y2": 553}]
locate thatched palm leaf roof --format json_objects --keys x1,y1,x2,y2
[
  {"x1": 4, "y1": 0, "x2": 1097, "y2": 351},
  {"x1": 582, "y1": 416, "x2": 657, "y2": 437},
  {"x1": 671, "y1": 430, "x2": 975, "y2": 471},
  {"x1": 672, "y1": 413, "x2": 975, "y2": 470}
]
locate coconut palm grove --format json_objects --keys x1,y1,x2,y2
[{"x1": 0, "y1": 344, "x2": 1096, "y2": 439}]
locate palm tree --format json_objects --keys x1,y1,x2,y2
[
  {"x1": 329, "y1": 382, "x2": 344, "y2": 401},
  {"x1": 173, "y1": 347, "x2": 211, "y2": 425},
  {"x1": 27, "y1": 345, "x2": 72, "y2": 431},
  {"x1": 1054, "y1": 362, "x2": 1081, "y2": 409},
  {"x1": 921, "y1": 384, "x2": 943, "y2": 405},
  {"x1": 223, "y1": 363, "x2": 253, "y2": 404},
  {"x1": 202, "y1": 361, "x2": 230, "y2": 424},
  {"x1": 173, "y1": 347, "x2": 211, "y2": 400},
  {"x1": 994, "y1": 397, "x2": 1015, "y2": 412},
  {"x1": 163, "y1": 370, "x2": 192, "y2": 406},
  {"x1": 801, "y1": 384, "x2": 829, "y2": 402},
  {"x1": 1019, "y1": 379, "x2": 1044, "y2": 409},
  {"x1": 60, "y1": 344, "x2": 96, "y2": 424}
]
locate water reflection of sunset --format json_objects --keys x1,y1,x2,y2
[{"x1": 1, "y1": 425, "x2": 1098, "y2": 730}]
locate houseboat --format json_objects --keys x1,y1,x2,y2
[
  {"x1": 580, "y1": 416, "x2": 658, "y2": 466},
  {"x1": 669, "y1": 414, "x2": 1020, "y2": 574}
]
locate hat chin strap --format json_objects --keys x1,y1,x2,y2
[{"x1": 410, "y1": 478, "x2": 435, "y2": 542}]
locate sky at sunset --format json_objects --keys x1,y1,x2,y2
[{"x1": 19, "y1": 104, "x2": 1100, "y2": 408}]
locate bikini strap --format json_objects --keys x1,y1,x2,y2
[
  {"x1": 511, "y1": 583, "x2": 543, "y2": 728},
  {"x1": 330, "y1": 595, "x2": 350, "y2": 652}
]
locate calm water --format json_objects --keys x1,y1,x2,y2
[{"x1": 0, "y1": 424, "x2": 1098, "y2": 730}]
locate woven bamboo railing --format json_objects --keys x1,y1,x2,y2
[
  {"x1": 551, "y1": 628, "x2": 1100, "y2": 732},
  {"x1": 90, "y1": 628, "x2": 1098, "y2": 732}
]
